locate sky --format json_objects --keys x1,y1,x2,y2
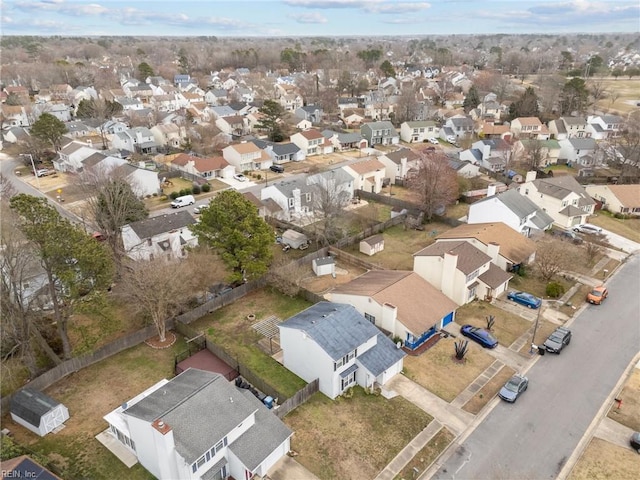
[{"x1": 1, "y1": 0, "x2": 639, "y2": 37}]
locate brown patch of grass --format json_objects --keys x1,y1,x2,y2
[
  {"x1": 285, "y1": 388, "x2": 433, "y2": 480},
  {"x1": 601, "y1": 258, "x2": 621, "y2": 280},
  {"x1": 607, "y1": 369, "x2": 640, "y2": 432},
  {"x1": 445, "y1": 202, "x2": 470, "y2": 220},
  {"x1": 462, "y1": 366, "x2": 516, "y2": 415},
  {"x1": 301, "y1": 259, "x2": 368, "y2": 294},
  {"x1": 517, "y1": 319, "x2": 559, "y2": 355},
  {"x1": 403, "y1": 337, "x2": 495, "y2": 402},
  {"x1": 394, "y1": 427, "x2": 455, "y2": 480},
  {"x1": 588, "y1": 212, "x2": 640, "y2": 244},
  {"x1": 559, "y1": 285, "x2": 592, "y2": 316},
  {"x1": 455, "y1": 302, "x2": 532, "y2": 346},
  {"x1": 568, "y1": 438, "x2": 640, "y2": 480}
]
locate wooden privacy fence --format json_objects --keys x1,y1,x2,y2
[{"x1": 274, "y1": 379, "x2": 319, "y2": 419}]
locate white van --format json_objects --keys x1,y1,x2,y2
[{"x1": 171, "y1": 195, "x2": 195, "y2": 208}]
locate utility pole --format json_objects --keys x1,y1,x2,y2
[
  {"x1": 529, "y1": 302, "x2": 543, "y2": 354},
  {"x1": 22, "y1": 153, "x2": 40, "y2": 190}
]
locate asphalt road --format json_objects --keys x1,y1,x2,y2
[{"x1": 430, "y1": 253, "x2": 640, "y2": 480}]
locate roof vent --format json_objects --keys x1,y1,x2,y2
[
  {"x1": 158, "y1": 421, "x2": 165, "y2": 428},
  {"x1": 121, "y1": 402, "x2": 128, "y2": 410}
]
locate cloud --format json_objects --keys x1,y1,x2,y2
[
  {"x1": 283, "y1": 0, "x2": 379, "y2": 8},
  {"x1": 288, "y1": 12, "x2": 329, "y2": 24},
  {"x1": 365, "y1": 2, "x2": 431, "y2": 14}
]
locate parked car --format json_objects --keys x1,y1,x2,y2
[
  {"x1": 573, "y1": 224, "x2": 603, "y2": 235},
  {"x1": 269, "y1": 164, "x2": 285, "y2": 173},
  {"x1": 36, "y1": 168, "x2": 54, "y2": 177},
  {"x1": 630, "y1": 432, "x2": 640, "y2": 453},
  {"x1": 507, "y1": 291, "x2": 542, "y2": 309},
  {"x1": 543, "y1": 326, "x2": 572, "y2": 354},
  {"x1": 551, "y1": 229, "x2": 583, "y2": 244},
  {"x1": 460, "y1": 325, "x2": 498, "y2": 349},
  {"x1": 499, "y1": 374, "x2": 529, "y2": 403},
  {"x1": 170, "y1": 194, "x2": 195, "y2": 208},
  {"x1": 428, "y1": 137, "x2": 439, "y2": 145},
  {"x1": 233, "y1": 173, "x2": 247, "y2": 182},
  {"x1": 193, "y1": 204, "x2": 207, "y2": 214},
  {"x1": 586, "y1": 285, "x2": 608, "y2": 305}
]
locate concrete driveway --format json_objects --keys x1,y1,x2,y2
[
  {"x1": 600, "y1": 228, "x2": 640, "y2": 254},
  {"x1": 267, "y1": 456, "x2": 320, "y2": 480}
]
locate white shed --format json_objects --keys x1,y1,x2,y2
[
  {"x1": 360, "y1": 234, "x2": 384, "y2": 256},
  {"x1": 312, "y1": 256, "x2": 336, "y2": 277},
  {"x1": 10, "y1": 388, "x2": 69, "y2": 436}
]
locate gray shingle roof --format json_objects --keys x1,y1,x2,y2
[
  {"x1": 272, "y1": 142, "x2": 300, "y2": 155},
  {"x1": 10, "y1": 389, "x2": 62, "y2": 427},
  {"x1": 568, "y1": 138, "x2": 596, "y2": 150},
  {"x1": 414, "y1": 241, "x2": 491, "y2": 275},
  {"x1": 279, "y1": 302, "x2": 379, "y2": 360},
  {"x1": 532, "y1": 176, "x2": 595, "y2": 205},
  {"x1": 480, "y1": 189, "x2": 536, "y2": 219},
  {"x1": 357, "y1": 333, "x2": 406, "y2": 376},
  {"x1": 127, "y1": 210, "x2": 196, "y2": 239}
]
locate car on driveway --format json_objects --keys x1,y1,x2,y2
[
  {"x1": 573, "y1": 224, "x2": 603, "y2": 235},
  {"x1": 551, "y1": 229, "x2": 583, "y2": 244},
  {"x1": 193, "y1": 205, "x2": 207, "y2": 214},
  {"x1": 507, "y1": 291, "x2": 542, "y2": 309},
  {"x1": 428, "y1": 137, "x2": 439, "y2": 145},
  {"x1": 499, "y1": 374, "x2": 529, "y2": 402},
  {"x1": 460, "y1": 325, "x2": 498, "y2": 349},
  {"x1": 36, "y1": 168, "x2": 54, "y2": 177},
  {"x1": 543, "y1": 326, "x2": 572, "y2": 354},
  {"x1": 586, "y1": 285, "x2": 608, "y2": 305},
  {"x1": 233, "y1": 173, "x2": 247, "y2": 182}
]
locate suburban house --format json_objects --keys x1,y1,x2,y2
[
  {"x1": 215, "y1": 115, "x2": 248, "y2": 136},
  {"x1": 343, "y1": 158, "x2": 387, "y2": 194},
  {"x1": 252, "y1": 139, "x2": 305, "y2": 164},
  {"x1": 558, "y1": 137, "x2": 598, "y2": 167},
  {"x1": 121, "y1": 210, "x2": 198, "y2": 261},
  {"x1": 519, "y1": 173, "x2": 596, "y2": 228},
  {"x1": 111, "y1": 127, "x2": 159, "y2": 155},
  {"x1": 360, "y1": 121, "x2": 399, "y2": 146},
  {"x1": 447, "y1": 158, "x2": 480, "y2": 178},
  {"x1": 443, "y1": 115, "x2": 474, "y2": 140},
  {"x1": 510, "y1": 117, "x2": 550, "y2": 139},
  {"x1": 322, "y1": 130, "x2": 366, "y2": 151},
  {"x1": 585, "y1": 184, "x2": 640, "y2": 217},
  {"x1": 290, "y1": 129, "x2": 326, "y2": 156},
  {"x1": 586, "y1": 114, "x2": 623, "y2": 140},
  {"x1": 468, "y1": 188, "x2": 554, "y2": 236},
  {"x1": 102, "y1": 368, "x2": 292, "y2": 480},
  {"x1": 295, "y1": 105, "x2": 323, "y2": 124},
  {"x1": 54, "y1": 140, "x2": 100, "y2": 172},
  {"x1": 81, "y1": 152, "x2": 160, "y2": 197},
  {"x1": 477, "y1": 121, "x2": 512, "y2": 140},
  {"x1": 278, "y1": 302, "x2": 406, "y2": 399},
  {"x1": 433, "y1": 222, "x2": 537, "y2": 272},
  {"x1": 222, "y1": 142, "x2": 272, "y2": 172},
  {"x1": 170, "y1": 153, "x2": 235, "y2": 180},
  {"x1": 1, "y1": 105, "x2": 31, "y2": 127},
  {"x1": 413, "y1": 240, "x2": 513, "y2": 305},
  {"x1": 307, "y1": 168, "x2": 355, "y2": 206},
  {"x1": 512, "y1": 139, "x2": 561, "y2": 168},
  {"x1": 341, "y1": 108, "x2": 366, "y2": 128},
  {"x1": 548, "y1": 116, "x2": 590, "y2": 140},
  {"x1": 460, "y1": 138, "x2": 511, "y2": 173},
  {"x1": 378, "y1": 148, "x2": 422, "y2": 184},
  {"x1": 399, "y1": 120, "x2": 438, "y2": 143},
  {"x1": 328, "y1": 271, "x2": 458, "y2": 351},
  {"x1": 260, "y1": 179, "x2": 315, "y2": 222},
  {"x1": 150, "y1": 124, "x2": 185, "y2": 150}
]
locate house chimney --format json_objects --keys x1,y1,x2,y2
[
  {"x1": 487, "y1": 184, "x2": 497, "y2": 197},
  {"x1": 487, "y1": 242, "x2": 500, "y2": 263},
  {"x1": 442, "y1": 252, "x2": 458, "y2": 301},
  {"x1": 525, "y1": 171, "x2": 537, "y2": 183}
]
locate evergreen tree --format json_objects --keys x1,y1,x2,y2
[
  {"x1": 30, "y1": 113, "x2": 68, "y2": 150},
  {"x1": 508, "y1": 87, "x2": 540, "y2": 120},
  {"x1": 255, "y1": 99, "x2": 287, "y2": 142},
  {"x1": 463, "y1": 85, "x2": 481, "y2": 113},
  {"x1": 559, "y1": 77, "x2": 589, "y2": 115}
]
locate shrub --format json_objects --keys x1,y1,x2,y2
[
  {"x1": 169, "y1": 191, "x2": 179, "y2": 200},
  {"x1": 180, "y1": 188, "x2": 191, "y2": 197},
  {"x1": 192, "y1": 185, "x2": 201, "y2": 195},
  {"x1": 256, "y1": 174, "x2": 262, "y2": 180},
  {"x1": 546, "y1": 281, "x2": 566, "y2": 298},
  {"x1": 202, "y1": 183, "x2": 211, "y2": 192}
]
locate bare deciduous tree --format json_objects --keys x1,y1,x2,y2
[
  {"x1": 266, "y1": 257, "x2": 310, "y2": 297},
  {"x1": 307, "y1": 170, "x2": 353, "y2": 245},
  {"x1": 535, "y1": 239, "x2": 571, "y2": 281},
  {"x1": 406, "y1": 152, "x2": 459, "y2": 220}
]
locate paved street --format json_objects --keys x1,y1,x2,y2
[{"x1": 428, "y1": 253, "x2": 640, "y2": 479}]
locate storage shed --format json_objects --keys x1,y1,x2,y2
[
  {"x1": 360, "y1": 234, "x2": 385, "y2": 256},
  {"x1": 312, "y1": 256, "x2": 336, "y2": 277},
  {"x1": 10, "y1": 388, "x2": 69, "y2": 437}
]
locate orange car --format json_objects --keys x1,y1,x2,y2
[{"x1": 587, "y1": 285, "x2": 608, "y2": 305}]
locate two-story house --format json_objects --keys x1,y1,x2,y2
[
  {"x1": 512, "y1": 139, "x2": 561, "y2": 168},
  {"x1": 510, "y1": 117, "x2": 550, "y2": 139},
  {"x1": 518, "y1": 172, "x2": 596, "y2": 228},
  {"x1": 413, "y1": 240, "x2": 513, "y2": 306},
  {"x1": 328, "y1": 271, "x2": 458, "y2": 351},
  {"x1": 399, "y1": 120, "x2": 438, "y2": 143},
  {"x1": 102, "y1": 368, "x2": 292, "y2": 480},
  {"x1": 548, "y1": 116, "x2": 590, "y2": 140},
  {"x1": 360, "y1": 121, "x2": 399, "y2": 146},
  {"x1": 468, "y1": 188, "x2": 554, "y2": 237},
  {"x1": 251, "y1": 139, "x2": 305, "y2": 165},
  {"x1": 121, "y1": 210, "x2": 198, "y2": 261},
  {"x1": 586, "y1": 114, "x2": 623, "y2": 140},
  {"x1": 460, "y1": 139, "x2": 512, "y2": 173},
  {"x1": 343, "y1": 158, "x2": 387, "y2": 194},
  {"x1": 443, "y1": 115, "x2": 474, "y2": 140},
  {"x1": 290, "y1": 129, "x2": 326, "y2": 156},
  {"x1": 215, "y1": 115, "x2": 248, "y2": 137},
  {"x1": 295, "y1": 105, "x2": 323, "y2": 124},
  {"x1": 306, "y1": 168, "x2": 355, "y2": 209},
  {"x1": 279, "y1": 302, "x2": 405, "y2": 399},
  {"x1": 558, "y1": 137, "x2": 597, "y2": 167},
  {"x1": 222, "y1": 142, "x2": 272, "y2": 172},
  {"x1": 150, "y1": 124, "x2": 186, "y2": 150},
  {"x1": 54, "y1": 140, "x2": 101, "y2": 172},
  {"x1": 260, "y1": 179, "x2": 315, "y2": 222},
  {"x1": 111, "y1": 127, "x2": 159, "y2": 155},
  {"x1": 377, "y1": 148, "x2": 421, "y2": 184}
]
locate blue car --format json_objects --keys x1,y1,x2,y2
[
  {"x1": 460, "y1": 325, "x2": 498, "y2": 349},
  {"x1": 507, "y1": 291, "x2": 542, "y2": 309}
]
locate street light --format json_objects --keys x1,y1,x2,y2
[{"x1": 21, "y1": 153, "x2": 40, "y2": 189}]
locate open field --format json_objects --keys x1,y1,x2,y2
[
  {"x1": 284, "y1": 388, "x2": 433, "y2": 480},
  {"x1": 588, "y1": 78, "x2": 640, "y2": 116},
  {"x1": 403, "y1": 337, "x2": 495, "y2": 402},
  {"x1": 1, "y1": 339, "x2": 186, "y2": 479}
]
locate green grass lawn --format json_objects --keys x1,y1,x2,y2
[
  {"x1": 285, "y1": 388, "x2": 433, "y2": 480},
  {"x1": 189, "y1": 288, "x2": 311, "y2": 398},
  {"x1": 588, "y1": 211, "x2": 640, "y2": 244}
]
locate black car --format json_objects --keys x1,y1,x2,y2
[
  {"x1": 630, "y1": 432, "x2": 640, "y2": 453},
  {"x1": 543, "y1": 326, "x2": 572, "y2": 354},
  {"x1": 269, "y1": 164, "x2": 285, "y2": 173}
]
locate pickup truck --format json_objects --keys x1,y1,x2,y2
[{"x1": 543, "y1": 326, "x2": 572, "y2": 354}]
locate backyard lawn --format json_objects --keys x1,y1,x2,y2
[
  {"x1": 188, "y1": 288, "x2": 311, "y2": 397},
  {"x1": 403, "y1": 337, "x2": 495, "y2": 402},
  {"x1": 284, "y1": 388, "x2": 433, "y2": 480},
  {"x1": 1, "y1": 339, "x2": 187, "y2": 480},
  {"x1": 455, "y1": 301, "x2": 532, "y2": 347}
]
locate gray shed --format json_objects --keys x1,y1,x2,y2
[
  {"x1": 10, "y1": 388, "x2": 69, "y2": 436},
  {"x1": 312, "y1": 256, "x2": 336, "y2": 277}
]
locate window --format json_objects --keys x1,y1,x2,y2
[
  {"x1": 334, "y1": 349, "x2": 357, "y2": 370},
  {"x1": 364, "y1": 313, "x2": 375, "y2": 324},
  {"x1": 288, "y1": 198, "x2": 294, "y2": 208},
  {"x1": 305, "y1": 193, "x2": 311, "y2": 202},
  {"x1": 562, "y1": 200, "x2": 568, "y2": 207},
  {"x1": 341, "y1": 370, "x2": 356, "y2": 390},
  {"x1": 466, "y1": 269, "x2": 480, "y2": 283},
  {"x1": 468, "y1": 284, "x2": 477, "y2": 300}
]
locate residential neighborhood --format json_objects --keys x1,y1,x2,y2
[{"x1": 1, "y1": 24, "x2": 640, "y2": 480}]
